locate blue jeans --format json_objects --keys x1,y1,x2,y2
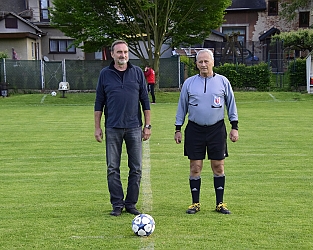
[{"x1": 105, "y1": 127, "x2": 142, "y2": 209}]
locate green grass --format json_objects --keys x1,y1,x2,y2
[{"x1": 1, "y1": 91, "x2": 313, "y2": 249}]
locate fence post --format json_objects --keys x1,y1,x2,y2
[
  {"x1": 41, "y1": 60, "x2": 45, "y2": 90},
  {"x1": 178, "y1": 56, "x2": 181, "y2": 89},
  {"x1": 62, "y1": 59, "x2": 66, "y2": 82},
  {"x1": 3, "y1": 58, "x2": 7, "y2": 83}
]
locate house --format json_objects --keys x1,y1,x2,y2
[
  {"x1": 203, "y1": 0, "x2": 313, "y2": 66},
  {"x1": 0, "y1": 11, "x2": 43, "y2": 60},
  {"x1": 0, "y1": 0, "x2": 84, "y2": 61},
  {"x1": 220, "y1": 0, "x2": 312, "y2": 42},
  {"x1": 1, "y1": 0, "x2": 312, "y2": 62}
]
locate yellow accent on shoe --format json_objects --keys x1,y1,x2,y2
[
  {"x1": 186, "y1": 203, "x2": 201, "y2": 214},
  {"x1": 216, "y1": 202, "x2": 231, "y2": 214}
]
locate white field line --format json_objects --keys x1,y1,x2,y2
[
  {"x1": 68, "y1": 141, "x2": 154, "y2": 246},
  {"x1": 40, "y1": 94, "x2": 47, "y2": 104},
  {"x1": 141, "y1": 140, "x2": 153, "y2": 213},
  {"x1": 268, "y1": 93, "x2": 278, "y2": 101},
  {"x1": 140, "y1": 140, "x2": 154, "y2": 250}
]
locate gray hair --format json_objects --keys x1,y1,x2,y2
[{"x1": 196, "y1": 49, "x2": 214, "y2": 61}]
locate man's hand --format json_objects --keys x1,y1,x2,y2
[
  {"x1": 142, "y1": 128, "x2": 151, "y2": 141},
  {"x1": 229, "y1": 129, "x2": 239, "y2": 142},
  {"x1": 174, "y1": 131, "x2": 182, "y2": 144},
  {"x1": 95, "y1": 128, "x2": 103, "y2": 142}
]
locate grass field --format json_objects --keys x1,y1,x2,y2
[{"x1": 1, "y1": 91, "x2": 313, "y2": 249}]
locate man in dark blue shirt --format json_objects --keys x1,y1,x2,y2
[{"x1": 94, "y1": 40, "x2": 151, "y2": 216}]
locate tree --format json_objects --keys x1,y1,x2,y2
[
  {"x1": 280, "y1": 0, "x2": 312, "y2": 22},
  {"x1": 272, "y1": 29, "x2": 313, "y2": 52},
  {"x1": 0, "y1": 51, "x2": 8, "y2": 59},
  {"x1": 50, "y1": 0, "x2": 231, "y2": 84}
]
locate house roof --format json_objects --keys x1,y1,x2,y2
[
  {"x1": 211, "y1": 30, "x2": 226, "y2": 38},
  {"x1": 0, "y1": 11, "x2": 43, "y2": 34},
  {"x1": 226, "y1": 0, "x2": 266, "y2": 11},
  {"x1": 173, "y1": 48, "x2": 214, "y2": 57},
  {"x1": 0, "y1": 0, "x2": 25, "y2": 13},
  {"x1": 259, "y1": 27, "x2": 280, "y2": 41}
]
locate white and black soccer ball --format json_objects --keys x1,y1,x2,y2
[
  {"x1": 131, "y1": 214, "x2": 155, "y2": 236},
  {"x1": 51, "y1": 91, "x2": 57, "y2": 96}
]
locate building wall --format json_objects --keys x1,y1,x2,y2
[
  {"x1": 222, "y1": 0, "x2": 313, "y2": 42},
  {"x1": 27, "y1": 0, "x2": 40, "y2": 23},
  {"x1": 27, "y1": 0, "x2": 85, "y2": 60},
  {"x1": 25, "y1": 37, "x2": 38, "y2": 60},
  {"x1": 223, "y1": 11, "x2": 259, "y2": 41},
  {"x1": 0, "y1": 0, "x2": 26, "y2": 13},
  {"x1": 0, "y1": 17, "x2": 36, "y2": 33},
  {"x1": 253, "y1": 1, "x2": 297, "y2": 41},
  {"x1": 40, "y1": 27, "x2": 85, "y2": 61},
  {"x1": 0, "y1": 38, "x2": 26, "y2": 59}
]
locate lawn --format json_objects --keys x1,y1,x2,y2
[{"x1": 1, "y1": 91, "x2": 313, "y2": 249}]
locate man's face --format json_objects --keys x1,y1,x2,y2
[
  {"x1": 111, "y1": 43, "x2": 129, "y2": 65},
  {"x1": 196, "y1": 52, "x2": 214, "y2": 76}
]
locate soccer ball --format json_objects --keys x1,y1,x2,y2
[
  {"x1": 131, "y1": 214, "x2": 155, "y2": 236},
  {"x1": 51, "y1": 91, "x2": 57, "y2": 96}
]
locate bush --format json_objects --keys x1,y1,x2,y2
[
  {"x1": 180, "y1": 56, "x2": 197, "y2": 77},
  {"x1": 288, "y1": 58, "x2": 306, "y2": 90},
  {"x1": 0, "y1": 51, "x2": 8, "y2": 59},
  {"x1": 214, "y1": 62, "x2": 271, "y2": 91}
]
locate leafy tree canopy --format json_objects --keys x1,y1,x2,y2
[
  {"x1": 50, "y1": 0, "x2": 231, "y2": 71},
  {"x1": 272, "y1": 29, "x2": 313, "y2": 52},
  {"x1": 0, "y1": 51, "x2": 8, "y2": 59},
  {"x1": 280, "y1": 0, "x2": 312, "y2": 22}
]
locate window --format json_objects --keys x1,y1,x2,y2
[
  {"x1": 222, "y1": 27, "x2": 246, "y2": 42},
  {"x1": 40, "y1": 0, "x2": 49, "y2": 22},
  {"x1": 5, "y1": 18, "x2": 18, "y2": 29},
  {"x1": 268, "y1": 1, "x2": 278, "y2": 16},
  {"x1": 32, "y1": 42, "x2": 40, "y2": 60},
  {"x1": 49, "y1": 39, "x2": 76, "y2": 53},
  {"x1": 299, "y1": 12, "x2": 310, "y2": 27}
]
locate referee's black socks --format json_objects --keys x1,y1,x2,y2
[
  {"x1": 214, "y1": 174, "x2": 225, "y2": 205},
  {"x1": 189, "y1": 176, "x2": 201, "y2": 204}
]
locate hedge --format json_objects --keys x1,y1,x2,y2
[
  {"x1": 214, "y1": 62, "x2": 271, "y2": 91},
  {"x1": 287, "y1": 58, "x2": 306, "y2": 90}
]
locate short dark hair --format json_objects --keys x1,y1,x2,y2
[{"x1": 111, "y1": 40, "x2": 128, "y2": 52}]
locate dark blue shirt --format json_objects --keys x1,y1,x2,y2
[{"x1": 94, "y1": 61, "x2": 150, "y2": 128}]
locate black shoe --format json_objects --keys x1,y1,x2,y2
[
  {"x1": 110, "y1": 207, "x2": 123, "y2": 216},
  {"x1": 125, "y1": 207, "x2": 140, "y2": 215},
  {"x1": 216, "y1": 202, "x2": 231, "y2": 214},
  {"x1": 186, "y1": 203, "x2": 200, "y2": 214}
]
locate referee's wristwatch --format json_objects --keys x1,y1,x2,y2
[{"x1": 144, "y1": 124, "x2": 152, "y2": 129}]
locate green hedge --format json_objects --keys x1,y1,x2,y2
[
  {"x1": 287, "y1": 58, "x2": 306, "y2": 90},
  {"x1": 214, "y1": 62, "x2": 271, "y2": 91}
]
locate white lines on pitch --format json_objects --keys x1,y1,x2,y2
[
  {"x1": 268, "y1": 93, "x2": 278, "y2": 101},
  {"x1": 140, "y1": 140, "x2": 154, "y2": 250},
  {"x1": 40, "y1": 94, "x2": 47, "y2": 103}
]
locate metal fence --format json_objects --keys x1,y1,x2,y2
[
  {"x1": 0, "y1": 56, "x2": 183, "y2": 91},
  {"x1": 0, "y1": 40, "x2": 303, "y2": 92}
]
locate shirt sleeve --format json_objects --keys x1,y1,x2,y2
[
  {"x1": 94, "y1": 69, "x2": 106, "y2": 112},
  {"x1": 223, "y1": 77, "x2": 238, "y2": 122},
  {"x1": 175, "y1": 79, "x2": 190, "y2": 126}
]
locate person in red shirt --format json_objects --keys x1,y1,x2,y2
[{"x1": 144, "y1": 65, "x2": 156, "y2": 103}]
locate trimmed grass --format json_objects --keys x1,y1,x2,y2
[{"x1": 1, "y1": 91, "x2": 313, "y2": 249}]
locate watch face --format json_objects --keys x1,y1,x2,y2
[{"x1": 145, "y1": 125, "x2": 151, "y2": 129}]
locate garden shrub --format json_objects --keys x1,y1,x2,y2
[
  {"x1": 287, "y1": 58, "x2": 306, "y2": 90},
  {"x1": 214, "y1": 62, "x2": 271, "y2": 91}
]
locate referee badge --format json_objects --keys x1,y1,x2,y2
[{"x1": 214, "y1": 96, "x2": 221, "y2": 106}]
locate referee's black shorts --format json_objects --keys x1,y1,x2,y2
[{"x1": 184, "y1": 120, "x2": 228, "y2": 160}]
